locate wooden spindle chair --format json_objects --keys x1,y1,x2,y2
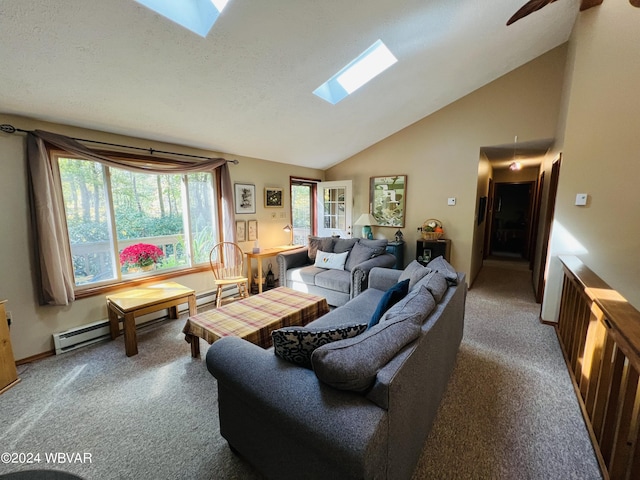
[{"x1": 209, "y1": 242, "x2": 249, "y2": 308}]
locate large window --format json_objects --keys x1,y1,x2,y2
[{"x1": 57, "y1": 154, "x2": 219, "y2": 288}]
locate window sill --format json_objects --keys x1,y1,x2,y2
[{"x1": 73, "y1": 265, "x2": 210, "y2": 299}]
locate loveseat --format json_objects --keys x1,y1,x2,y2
[
  {"x1": 206, "y1": 257, "x2": 467, "y2": 480},
  {"x1": 276, "y1": 236, "x2": 397, "y2": 306}
]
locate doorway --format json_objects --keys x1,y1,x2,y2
[
  {"x1": 489, "y1": 182, "x2": 535, "y2": 260},
  {"x1": 290, "y1": 177, "x2": 318, "y2": 246}
]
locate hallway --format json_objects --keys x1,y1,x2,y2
[{"x1": 412, "y1": 261, "x2": 601, "y2": 479}]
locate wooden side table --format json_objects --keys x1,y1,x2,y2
[
  {"x1": 107, "y1": 282, "x2": 197, "y2": 357},
  {"x1": 0, "y1": 300, "x2": 20, "y2": 394},
  {"x1": 245, "y1": 245, "x2": 304, "y2": 294},
  {"x1": 416, "y1": 239, "x2": 451, "y2": 265}
]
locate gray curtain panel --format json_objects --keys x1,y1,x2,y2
[{"x1": 27, "y1": 130, "x2": 235, "y2": 306}]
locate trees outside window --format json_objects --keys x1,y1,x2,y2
[
  {"x1": 57, "y1": 156, "x2": 218, "y2": 288},
  {"x1": 290, "y1": 179, "x2": 316, "y2": 245}
]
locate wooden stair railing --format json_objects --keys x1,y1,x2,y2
[{"x1": 556, "y1": 255, "x2": 640, "y2": 480}]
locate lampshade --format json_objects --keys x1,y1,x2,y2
[{"x1": 354, "y1": 213, "x2": 378, "y2": 226}]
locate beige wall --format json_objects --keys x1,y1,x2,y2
[
  {"x1": 326, "y1": 45, "x2": 568, "y2": 285},
  {"x1": 542, "y1": 0, "x2": 640, "y2": 319},
  {"x1": 0, "y1": 114, "x2": 323, "y2": 360}
]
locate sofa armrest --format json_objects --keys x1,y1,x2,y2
[
  {"x1": 351, "y1": 253, "x2": 397, "y2": 297},
  {"x1": 276, "y1": 247, "x2": 310, "y2": 286},
  {"x1": 368, "y1": 267, "x2": 403, "y2": 291}
]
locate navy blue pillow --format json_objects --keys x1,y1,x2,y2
[{"x1": 368, "y1": 279, "x2": 410, "y2": 329}]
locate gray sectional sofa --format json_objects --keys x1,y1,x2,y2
[
  {"x1": 276, "y1": 236, "x2": 397, "y2": 306},
  {"x1": 206, "y1": 257, "x2": 467, "y2": 480}
]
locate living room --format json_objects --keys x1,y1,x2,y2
[{"x1": 0, "y1": 1, "x2": 639, "y2": 478}]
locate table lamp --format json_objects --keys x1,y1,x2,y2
[
  {"x1": 283, "y1": 224, "x2": 293, "y2": 245},
  {"x1": 354, "y1": 213, "x2": 378, "y2": 239}
]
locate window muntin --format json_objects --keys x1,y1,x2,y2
[{"x1": 56, "y1": 154, "x2": 219, "y2": 288}]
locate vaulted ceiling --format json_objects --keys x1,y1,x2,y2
[{"x1": 0, "y1": 1, "x2": 600, "y2": 169}]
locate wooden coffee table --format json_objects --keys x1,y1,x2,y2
[
  {"x1": 183, "y1": 287, "x2": 329, "y2": 357},
  {"x1": 107, "y1": 281, "x2": 197, "y2": 357}
]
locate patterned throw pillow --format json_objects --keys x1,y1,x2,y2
[
  {"x1": 313, "y1": 250, "x2": 349, "y2": 270},
  {"x1": 307, "y1": 236, "x2": 335, "y2": 263},
  {"x1": 273, "y1": 324, "x2": 368, "y2": 368}
]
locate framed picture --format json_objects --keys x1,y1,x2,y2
[
  {"x1": 236, "y1": 220, "x2": 246, "y2": 242},
  {"x1": 234, "y1": 183, "x2": 256, "y2": 214},
  {"x1": 419, "y1": 248, "x2": 432, "y2": 264},
  {"x1": 264, "y1": 187, "x2": 283, "y2": 208},
  {"x1": 477, "y1": 196, "x2": 487, "y2": 225},
  {"x1": 370, "y1": 175, "x2": 406, "y2": 228},
  {"x1": 248, "y1": 220, "x2": 258, "y2": 241}
]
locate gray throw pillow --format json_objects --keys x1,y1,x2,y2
[
  {"x1": 307, "y1": 236, "x2": 335, "y2": 263},
  {"x1": 344, "y1": 240, "x2": 386, "y2": 272},
  {"x1": 333, "y1": 237, "x2": 359, "y2": 254},
  {"x1": 426, "y1": 255, "x2": 458, "y2": 285},
  {"x1": 311, "y1": 313, "x2": 422, "y2": 392},
  {"x1": 398, "y1": 260, "x2": 432, "y2": 290},
  {"x1": 381, "y1": 285, "x2": 436, "y2": 324},
  {"x1": 358, "y1": 238, "x2": 388, "y2": 255},
  {"x1": 272, "y1": 323, "x2": 367, "y2": 369},
  {"x1": 416, "y1": 271, "x2": 448, "y2": 303}
]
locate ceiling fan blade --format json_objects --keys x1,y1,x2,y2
[{"x1": 507, "y1": 0, "x2": 559, "y2": 26}]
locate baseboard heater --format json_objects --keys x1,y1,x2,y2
[{"x1": 52, "y1": 288, "x2": 221, "y2": 354}]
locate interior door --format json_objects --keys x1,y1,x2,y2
[{"x1": 316, "y1": 180, "x2": 352, "y2": 238}]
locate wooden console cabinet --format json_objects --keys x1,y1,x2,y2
[
  {"x1": 385, "y1": 241, "x2": 405, "y2": 269},
  {"x1": 0, "y1": 300, "x2": 20, "y2": 394}
]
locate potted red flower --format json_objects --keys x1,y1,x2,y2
[{"x1": 120, "y1": 243, "x2": 164, "y2": 272}]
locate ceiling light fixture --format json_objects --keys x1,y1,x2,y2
[
  {"x1": 313, "y1": 40, "x2": 398, "y2": 105},
  {"x1": 135, "y1": 0, "x2": 230, "y2": 37},
  {"x1": 509, "y1": 135, "x2": 522, "y2": 171}
]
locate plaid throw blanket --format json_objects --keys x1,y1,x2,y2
[{"x1": 183, "y1": 287, "x2": 329, "y2": 349}]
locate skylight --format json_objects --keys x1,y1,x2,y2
[
  {"x1": 313, "y1": 40, "x2": 398, "y2": 105},
  {"x1": 135, "y1": 0, "x2": 230, "y2": 38}
]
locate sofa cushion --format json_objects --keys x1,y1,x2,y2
[
  {"x1": 311, "y1": 312, "x2": 422, "y2": 392},
  {"x1": 313, "y1": 250, "x2": 349, "y2": 270},
  {"x1": 307, "y1": 236, "x2": 335, "y2": 263},
  {"x1": 414, "y1": 271, "x2": 448, "y2": 303},
  {"x1": 315, "y1": 269, "x2": 351, "y2": 294},
  {"x1": 368, "y1": 279, "x2": 410, "y2": 329},
  {"x1": 290, "y1": 266, "x2": 326, "y2": 286},
  {"x1": 381, "y1": 285, "x2": 436, "y2": 325},
  {"x1": 272, "y1": 323, "x2": 368, "y2": 368},
  {"x1": 333, "y1": 237, "x2": 359, "y2": 254},
  {"x1": 427, "y1": 255, "x2": 458, "y2": 285},
  {"x1": 398, "y1": 260, "x2": 431, "y2": 290},
  {"x1": 307, "y1": 288, "x2": 384, "y2": 329}
]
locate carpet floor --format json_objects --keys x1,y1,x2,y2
[{"x1": 0, "y1": 262, "x2": 602, "y2": 479}]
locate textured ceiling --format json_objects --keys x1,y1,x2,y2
[{"x1": 0, "y1": 0, "x2": 581, "y2": 169}]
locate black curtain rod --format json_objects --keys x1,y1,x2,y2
[{"x1": 0, "y1": 124, "x2": 239, "y2": 164}]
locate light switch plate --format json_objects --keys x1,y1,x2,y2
[
  {"x1": 447, "y1": 197, "x2": 456, "y2": 206},
  {"x1": 575, "y1": 193, "x2": 588, "y2": 206}
]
